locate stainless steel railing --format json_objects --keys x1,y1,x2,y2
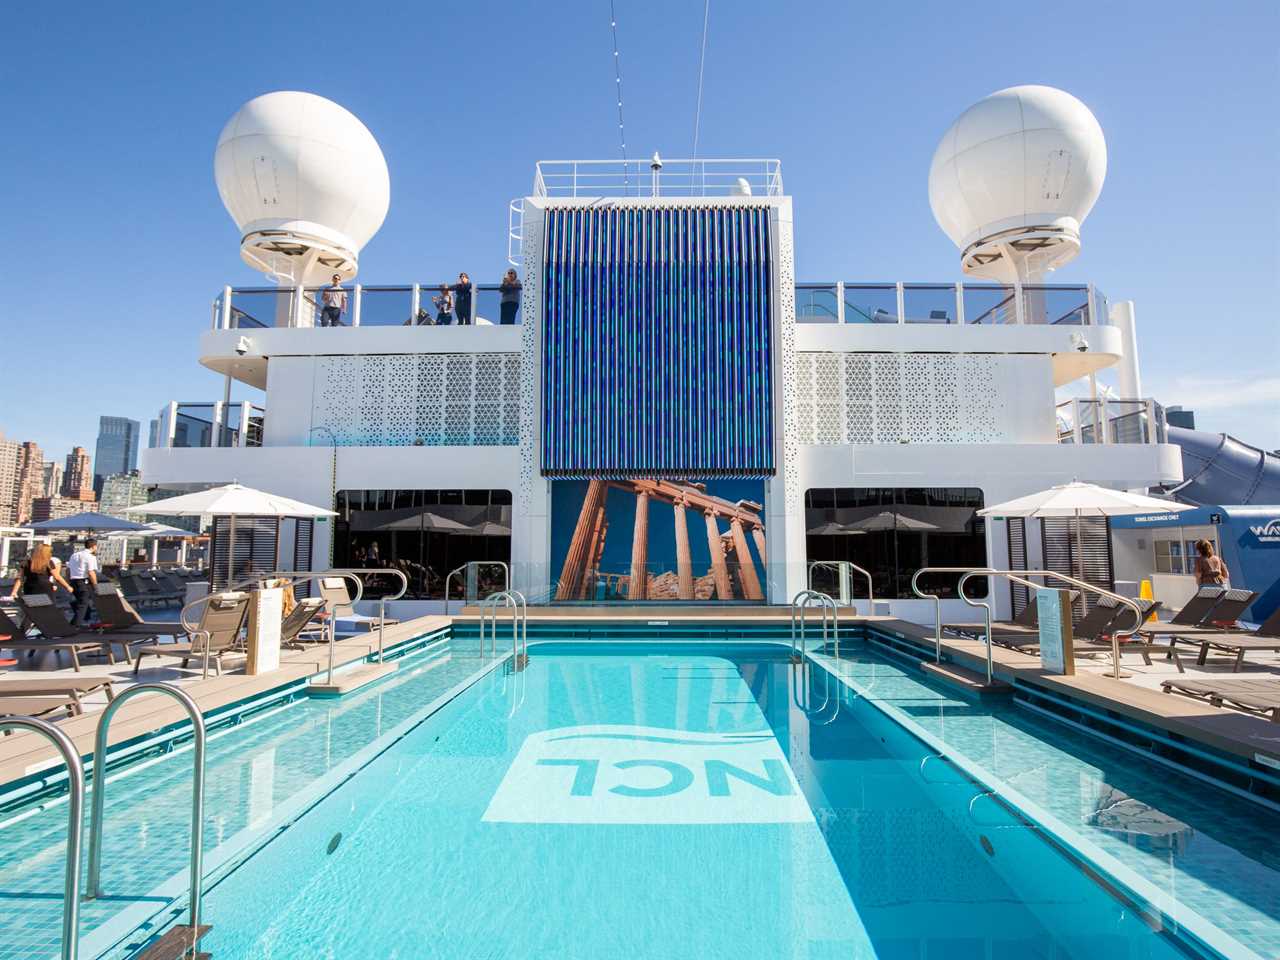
[
  {"x1": 807, "y1": 560, "x2": 874, "y2": 608},
  {"x1": 0, "y1": 717, "x2": 84, "y2": 960},
  {"x1": 789, "y1": 590, "x2": 838, "y2": 661},
  {"x1": 324, "y1": 568, "x2": 409, "y2": 664},
  {"x1": 443, "y1": 561, "x2": 510, "y2": 616},
  {"x1": 479, "y1": 590, "x2": 527, "y2": 663},
  {"x1": 86, "y1": 683, "x2": 205, "y2": 946},
  {"x1": 911, "y1": 566, "x2": 986, "y2": 664},
  {"x1": 958, "y1": 569, "x2": 1145, "y2": 681},
  {"x1": 790, "y1": 658, "x2": 839, "y2": 724}
]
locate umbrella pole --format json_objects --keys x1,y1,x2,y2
[{"x1": 227, "y1": 514, "x2": 236, "y2": 591}]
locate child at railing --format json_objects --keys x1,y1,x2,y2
[{"x1": 432, "y1": 283, "x2": 454, "y2": 324}]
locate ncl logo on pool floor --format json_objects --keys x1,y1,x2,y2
[{"x1": 482, "y1": 724, "x2": 813, "y2": 824}]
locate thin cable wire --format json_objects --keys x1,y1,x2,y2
[
  {"x1": 691, "y1": 0, "x2": 710, "y2": 161},
  {"x1": 609, "y1": 0, "x2": 629, "y2": 193}
]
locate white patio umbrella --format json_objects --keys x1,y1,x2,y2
[
  {"x1": 125, "y1": 483, "x2": 336, "y2": 587},
  {"x1": 978, "y1": 480, "x2": 1182, "y2": 595}
]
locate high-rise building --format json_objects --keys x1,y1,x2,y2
[
  {"x1": 42, "y1": 461, "x2": 64, "y2": 498},
  {"x1": 32, "y1": 495, "x2": 99, "y2": 522},
  {"x1": 62, "y1": 446, "x2": 94, "y2": 501},
  {"x1": 148, "y1": 418, "x2": 162, "y2": 450},
  {"x1": 15, "y1": 441, "x2": 45, "y2": 524},
  {"x1": 93, "y1": 416, "x2": 141, "y2": 494},
  {"x1": 100, "y1": 470, "x2": 149, "y2": 518},
  {"x1": 0, "y1": 432, "x2": 20, "y2": 527}
]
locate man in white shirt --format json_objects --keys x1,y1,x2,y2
[
  {"x1": 68, "y1": 538, "x2": 100, "y2": 627},
  {"x1": 320, "y1": 274, "x2": 347, "y2": 327}
]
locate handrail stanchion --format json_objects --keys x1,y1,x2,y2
[
  {"x1": 87, "y1": 683, "x2": 205, "y2": 945},
  {"x1": 807, "y1": 560, "x2": 873, "y2": 611},
  {"x1": 0, "y1": 717, "x2": 83, "y2": 960},
  {"x1": 444, "y1": 561, "x2": 510, "y2": 616},
  {"x1": 957, "y1": 569, "x2": 997, "y2": 685}
]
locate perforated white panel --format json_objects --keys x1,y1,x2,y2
[
  {"x1": 795, "y1": 352, "x2": 1012, "y2": 443},
  {"x1": 312, "y1": 354, "x2": 521, "y2": 446}
]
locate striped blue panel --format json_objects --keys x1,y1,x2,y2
[{"x1": 541, "y1": 205, "x2": 774, "y2": 478}]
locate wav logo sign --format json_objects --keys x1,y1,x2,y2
[
  {"x1": 483, "y1": 725, "x2": 813, "y2": 825},
  {"x1": 1249, "y1": 518, "x2": 1280, "y2": 544}
]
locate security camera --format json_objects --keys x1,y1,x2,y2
[
  {"x1": 235, "y1": 336, "x2": 251, "y2": 356},
  {"x1": 1069, "y1": 332, "x2": 1089, "y2": 353}
]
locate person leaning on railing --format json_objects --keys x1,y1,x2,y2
[
  {"x1": 320, "y1": 274, "x2": 347, "y2": 327},
  {"x1": 499, "y1": 268, "x2": 521, "y2": 325}
]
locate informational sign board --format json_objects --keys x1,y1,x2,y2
[
  {"x1": 1036, "y1": 588, "x2": 1075, "y2": 676},
  {"x1": 246, "y1": 586, "x2": 283, "y2": 675}
]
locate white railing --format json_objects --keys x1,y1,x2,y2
[
  {"x1": 532, "y1": 158, "x2": 784, "y2": 198},
  {"x1": 212, "y1": 282, "x2": 523, "y2": 330},
  {"x1": 155, "y1": 401, "x2": 265, "y2": 450},
  {"x1": 1056, "y1": 398, "x2": 1167, "y2": 445}
]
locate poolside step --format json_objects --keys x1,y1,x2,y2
[
  {"x1": 921, "y1": 660, "x2": 1011, "y2": 697},
  {"x1": 136, "y1": 924, "x2": 210, "y2": 960},
  {"x1": 308, "y1": 662, "x2": 398, "y2": 697}
]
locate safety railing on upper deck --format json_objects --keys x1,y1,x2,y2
[
  {"x1": 532, "y1": 158, "x2": 784, "y2": 198},
  {"x1": 154, "y1": 401, "x2": 265, "y2": 450},
  {"x1": 795, "y1": 282, "x2": 1106, "y2": 326},
  {"x1": 212, "y1": 281, "x2": 524, "y2": 330},
  {"x1": 1056, "y1": 398, "x2": 1167, "y2": 445}
]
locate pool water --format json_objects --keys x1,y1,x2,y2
[{"x1": 196, "y1": 645, "x2": 1220, "y2": 959}]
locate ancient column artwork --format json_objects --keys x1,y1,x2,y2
[{"x1": 552, "y1": 479, "x2": 766, "y2": 602}]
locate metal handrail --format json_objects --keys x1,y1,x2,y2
[
  {"x1": 325, "y1": 568, "x2": 409, "y2": 664},
  {"x1": 958, "y1": 569, "x2": 1144, "y2": 681},
  {"x1": 789, "y1": 590, "x2": 838, "y2": 660},
  {"x1": 443, "y1": 561, "x2": 510, "y2": 616},
  {"x1": 0, "y1": 717, "x2": 84, "y2": 960},
  {"x1": 790, "y1": 658, "x2": 839, "y2": 724},
  {"x1": 221, "y1": 569, "x2": 366, "y2": 686},
  {"x1": 479, "y1": 590, "x2": 526, "y2": 662},
  {"x1": 807, "y1": 560, "x2": 874, "y2": 608},
  {"x1": 911, "y1": 567, "x2": 986, "y2": 664},
  {"x1": 87, "y1": 683, "x2": 205, "y2": 944}
]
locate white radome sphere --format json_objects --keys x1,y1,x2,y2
[
  {"x1": 214, "y1": 91, "x2": 390, "y2": 278},
  {"x1": 928, "y1": 85, "x2": 1106, "y2": 277}
]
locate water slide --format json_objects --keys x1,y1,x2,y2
[{"x1": 1165, "y1": 426, "x2": 1280, "y2": 506}]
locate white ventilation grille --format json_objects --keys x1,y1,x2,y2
[
  {"x1": 794, "y1": 352, "x2": 1010, "y2": 444},
  {"x1": 313, "y1": 354, "x2": 521, "y2": 446}
]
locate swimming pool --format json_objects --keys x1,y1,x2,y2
[{"x1": 3, "y1": 633, "x2": 1277, "y2": 959}]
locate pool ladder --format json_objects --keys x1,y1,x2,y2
[
  {"x1": 790, "y1": 590, "x2": 838, "y2": 662},
  {"x1": 4, "y1": 681, "x2": 209, "y2": 960},
  {"x1": 479, "y1": 589, "x2": 528, "y2": 670}
]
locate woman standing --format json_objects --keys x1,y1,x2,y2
[
  {"x1": 499, "y1": 269, "x2": 521, "y2": 325},
  {"x1": 432, "y1": 284, "x2": 455, "y2": 325},
  {"x1": 8, "y1": 543, "x2": 73, "y2": 600},
  {"x1": 1193, "y1": 539, "x2": 1230, "y2": 588}
]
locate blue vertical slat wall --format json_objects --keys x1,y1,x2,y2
[{"x1": 541, "y1": 205, "x2": 774, "y2": 478}]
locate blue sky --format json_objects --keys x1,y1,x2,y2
[{"x1": 3, "y1": 0, "x2": 1277, "y2": 462}]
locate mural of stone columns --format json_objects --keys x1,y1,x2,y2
[
  {"x1": 556, "y1": 479, "x2": 607, "y2": 599},
  {"x1": 673, "y1": 499, "x2": 694, "y2": 600},
  {"x1": 704, "y1": 510, "x2": 733, "y2": 600},
  {"x1": 627, "y1": 490, "x2": 650, "y2": 600},
  {"x1": 751, "y1": 525, "x2": 767, "y2": 566},
  {"x1": 730, "y1": 517, "x2": 764, "y2": 600}
]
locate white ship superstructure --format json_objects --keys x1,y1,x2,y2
[{"x1": 142, "y1": 88, "x2": 1182, "y2": 621}]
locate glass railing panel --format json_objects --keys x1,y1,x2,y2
[
  {"x1": 1023, "y1": 285, "x2": 1089, "y2": 325},
  {"x1": 219, "y1": 404, "x2": 242, "y2": 448},
  {"x1": 961, "y1": 284, "x2": 1016, "y2": 325},
  {"x1": 245, "y1": 407, "x2": 265, "y2": 448},
  {"x1": 172, "y1": 404, "x2": 216, "y2": 449},
  {"x1": 1092, "y1": 287, "x2": 1109, "y2": 326},
  {"x1": 795, "y1": 284, "x2": 839, "y2": 323},
  {"x1": 1105, "y1": 400, "x2": 1152, "y2": 444},
  {"x1": 359, "y1": 286, "x2": 416, "y2": 326},
  {"x1": 902, "y1": 284, "x2": 957, "y2": 324},
  {"x1": 228, "y1": 288, "x2": 294, "y2": 328},
  {"x1": 842, "y1": 284, "x2": 898, "y2": 324}
]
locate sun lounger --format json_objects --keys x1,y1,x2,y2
[
  {"x1": 0, "y1": 677, "x2": 116, "y2": 709},
  {"x1": 1160, "y1": 678, "x2": 1280, "y2": 722},
  {"x1": 9, "y1": 599, "x2": 153, "y2": 670},
  {"x1": 279, "y1": 598, "x2": 328, "y2": 649},
  {"x1": 1175, "y1": 606, "x2": 1280, "y2": 671},
  {"x1": 0, "y1": 697, "x2": 80, "y2": 721},
  {"x1": 943, "y1": 602, "x2": 1039, "y2": 637},
  {"x1": 318, "y1": 577, "x2": 400, "y2": 632},
  {"x1": 93, "y1": 584, "x2": 185, "y2": 636},
  {"x1": 132, "y1": 591, "x2": 251, "y2": 678},
  {"x1": 1071, "y1": 598, "x2": 1178, "y2": 668},
  {"x1": 1139, "y1": 589, "x2": 1260, "y2": 638},
  {"x1": 1165, "y1": 586, "x2": 1226, "y2": 626}
]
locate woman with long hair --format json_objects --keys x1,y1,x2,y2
[
  {"x1": 1193, "y1": 539, "x2": 1230, "y2": 588},
  {"x1": 8, "y1": 543, "x2": 73, "y2": 599}
]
